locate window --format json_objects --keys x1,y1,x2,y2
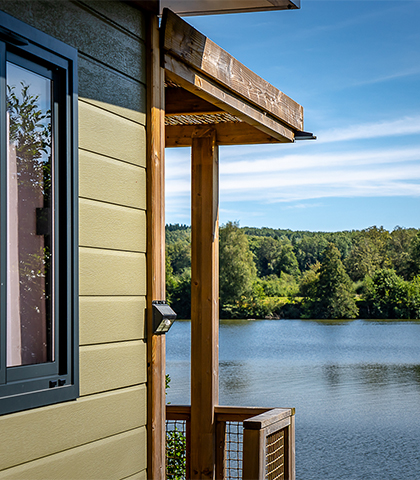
[{"x1": 0, "y1": 11, "x2": 78, "y2": 415}]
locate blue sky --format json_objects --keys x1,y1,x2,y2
[{"x1": 165, "y1": 0, "x2": 420, "y2": 232}]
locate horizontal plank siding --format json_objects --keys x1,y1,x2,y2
[
  {"x1": 79, "y1": 0, "x2": 146, "y2": 39},
  {"x1": 0, "y1": 0, "x2": 146, "y2": 82},
  {"x1": 79, "y1": 101, "x2": 146, "y2": 166},
  {"x1": 80, "y1": 341, "x2": 147, "y2": 396},
  {"x1": 79, "y1": 248, "x2": 146, "y2": 296},
  {"x1": 79, "y1": 199, "x2": 146, "y2": 252},
  {"x1": 0, "y1": 427, "x2": 146, "y2": 480},
  {"x1": 0, "y1": 386, "x2": 146, "y2": 471},
  {"x1": 0, "y1": 1, "x2": 149, "y2": 478},
  {"x1": 80, "y1": 296, "x2": 146, "y2": 345},
  {"x1": 79, "y1": 55, "x2": 146, "y2": 125},
  {"x1": 79, "y1": 150, "x2": 146, "y2": 210},
  {"x1": 121, "y1": 471, "x2": 147, "y2": 480}
]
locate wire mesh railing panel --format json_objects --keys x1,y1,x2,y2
[
  {"x1": 166, "y1": 419, "x2": 187, "y2": 480},
  {"x1": 265, "y1": 429, "x2": 285, "y2": 480},
  {"x1": 225, "y1": 421, "x2": 244, "y2": 480}
]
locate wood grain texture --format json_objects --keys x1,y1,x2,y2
[
  {"x1": 0, "y1": 428, "x2": 146, "y2": 480},
  {"x1": 162, "y1": 9, "x2": 303, "y2": 131},
  {"x1": 190, "y1": 130, "x2": 219, "y2": 479},
  {"x1": 79, "y1": 101, "x2": 146, "y2": 166},
  {"x1": 165, "y1": 57, "x2": 294, "y2": 143},
  {"x1": 79, "y1": 248, "x2": 146, "y2": 296},
  {"x1": 243, "y1": 408, "x2": 294, "y2": 430},
  {"x1": 79, "y1": 341, "x2": 147, "y2": 396},
  {"x1": 166, "y1": 87, "x2": 222, "y2": 115},
  {"x1": 166, "y1": 122, "x2": 286, "y2": 147},
  {"x1": 79, "y1": 198, "x2": 146, "y2": 252},
  {"x1": 242, "y1": 429, "x2": 265, "y2": 480},
  {"x1": 79, "y1": 150, "x2": 146, "y2": 210},
  {"x1": 0, "y1": 386, "x2": 146, "y2": 471},
  {"x1": 215, "y1": 421, "x2": 226, "y2": 480},
  {"x1": 146, "y1": 13, "x2": 166, "y2": 480},
  {"x1": 80, "y1": 296, "x2": 146, "y2": 345},
  {"x1": 286, "y1": 415, "x2": 296, "y2": 480},
  {"x1": 214, "y1": 406, "x2": 270, "y2": 423}
]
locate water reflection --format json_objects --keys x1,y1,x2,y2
[{"x1": 167, "y1": 319, "x2": 420, "y2": 478}]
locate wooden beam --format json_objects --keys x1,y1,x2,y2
[
  {"x1": 166, "y1": 87, "x2": 223, "y2": 115},
  {"x1": 165, "y1": 55, "x2": 295, "y2": 143},
  {"x1": 146, "y1": 13, "x2": 166, "y2": 480},
  {"x1": 190, "y1": 128, "x2": 219, "y2": 479},
  {"x1": 162, "y1": 8, "x2": 303, "y2": 131},
  {"x1": 165, "y1": 122, "x2": 288, "y2": 147}
]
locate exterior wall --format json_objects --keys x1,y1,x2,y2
[{"x1": 0, "y1": 1, "x2": 148, "y2": 478}]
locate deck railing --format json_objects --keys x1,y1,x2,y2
[{"x1": 166, "y1": 405, "x2": 295, "y2": 480}]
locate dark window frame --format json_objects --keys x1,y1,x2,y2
[{"x1": 0, "y1": 11, "x2": 78, "y2": 415}]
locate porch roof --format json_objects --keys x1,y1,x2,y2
[{"x1": 162, "y1": 8, "x2": 310, "y2": 147}]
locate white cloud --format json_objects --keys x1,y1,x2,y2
[
  {"x1": 165, "y1": 133, "x2": 420, "y2": 207},
  {"x1": 317, "y1": 116, "x2": 420, "y2": 143},
  {"x1": 220, "y1": 146, "x2": 420, "y2": 175}
]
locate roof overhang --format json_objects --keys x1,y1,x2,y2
[
  {"x1": 162, "y1": 9, "x2": 310, "y2": 147},
  {"x1": 129, "y1": 0, "x2": 300, "y2": 16}
]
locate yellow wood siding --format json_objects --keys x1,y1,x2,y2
[
  {"x1": 0, "y1": 1, "x2": 149, "y2": 478},
  {"x1": 79, "y1": 198, "x2": 146, "y2": 252},
  {"x1": 79, "y1": 296, "x2": 146, "y2": 345},
  {"x1": 79, "y1": 249, "x2": 146, "y2": 296},
  {"x1": 79, "y1": 55, "x2": 146, "y2": 125},
  {"x1": 0, "y1": 386, "x2": 146, "y2": 470},
  {"x1": 0, "y1": 428, "x2": 146, "y2": 480},
  {"x1": 80, "y1": 341, "x2": 147, "y2": 396},
  {"x1": 79, "y1": 150, "x2": 146, "y2": 210},
  {"x1": 79, "y1": 101, "x2": 146, "y2": 167}
]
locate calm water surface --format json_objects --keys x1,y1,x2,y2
[{"x1": 166, "y1": 319, "x2": 420, "y2": 480}]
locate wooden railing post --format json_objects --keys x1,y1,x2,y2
[
  {"x1": 243, "y1": 428, "x2": 266, "y2": 479},
  {"x1": 243, "y1": 408, "x2": 295, "y2": 480},
  {"x1": 285, "y1": 414, "x2": 295, "y2": 480},
  {"x1": 216, "y1": 420, "x2": 227, "y2": 479},
  {"x1": 190, "y1": 128, "x2": 219, "y2": 479},
  {"x1": 146, "y1": 12, "x2": 166, "y2": 480}
]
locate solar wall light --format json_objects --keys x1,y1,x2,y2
[{"x1": 152, "y1": 301, "x2": 177, "y2": 334}]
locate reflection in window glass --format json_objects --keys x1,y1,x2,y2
[{"x1": 6, "y1": 62, "x2": 53, "y2": 366}]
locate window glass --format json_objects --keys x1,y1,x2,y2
[{"x1": 6, "y1": 62, "x2": 53, "y2": 367}]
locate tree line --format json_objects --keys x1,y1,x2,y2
[{"x1": 166, "y1": 223, "x2": 420, "y2": 320}]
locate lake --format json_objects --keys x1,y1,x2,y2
[{"x1": 166, "y1": 319, "x2": 420, "y2": 480}]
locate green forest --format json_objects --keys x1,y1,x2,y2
[{"x1": 166, "y1": 223, "x2": 420, "y2": 320}]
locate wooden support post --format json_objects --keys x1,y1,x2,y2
[
  {"x1": 146, "y1": 12, "x2": 166, "y2": 480},
  {"x1": 190, "y1": 128, "x2": 219, "y2": 479},
  {"x1": 286, "y1": 415, "x2": 296, "y2": 480},
  {"x1": 242, "y1": 428, "x2": 266, "y2": 480}
]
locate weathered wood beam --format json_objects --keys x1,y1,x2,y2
[
  {"x1": 162, "y1": 8, "x2": 303, "y2": 131},
  {"x1": 190, "y1": 128, "x2": 219, "y2": 479},
  {"x1": 166, "y1": 87, "x2": 223, "y2": 115},
  {"x1": 165, "y1": 122, "x2": 287, "y2": 147},
  {"x1": 146, "y1": 13, "x2": 166, "y2": 480},
  {"x1": 165, "y1": 56, "x2": 295, "y2": 143}
]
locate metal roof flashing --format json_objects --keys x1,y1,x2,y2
[
  {"x1": 160, "y1": 0, "x2": 300, "y2": 16},
  {"x1": 127, "y1": 0, "x2": 300, "y2": 16}
]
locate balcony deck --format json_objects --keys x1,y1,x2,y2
[{"x1": 166, "y1": 405, "x2": 295, "y2": 479}]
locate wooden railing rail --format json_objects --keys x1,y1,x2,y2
[
  {"x1": 165, "y1": 405, "x2": 295, "y2": 480},
  {"x1": 243, "y1": 408, "x2": 295, "y2": 480}
]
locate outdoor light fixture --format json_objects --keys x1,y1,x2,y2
[{"x1": 152, "y1": 301, "x2": 177, "y2": 334}]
